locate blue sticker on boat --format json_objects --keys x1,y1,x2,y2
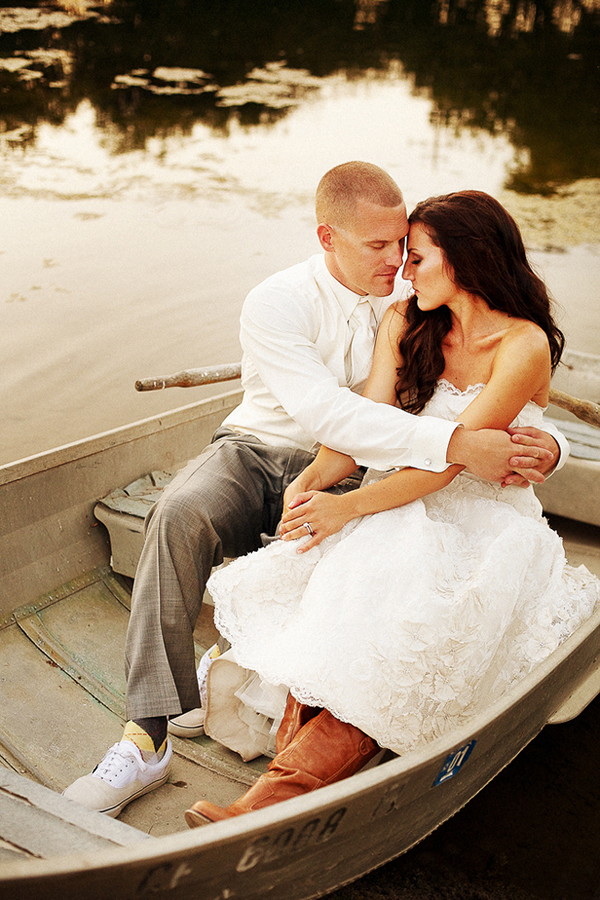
[{"x1": 433, "y1": 740, "x2": 476, "y2": 786}]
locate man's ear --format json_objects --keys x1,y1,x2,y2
[{"x1": 317, "y1": 222, "x2": 335, "y2": 252}]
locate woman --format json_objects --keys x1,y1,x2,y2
[{"x1": 185, "y1": 191, "x2": 599, "y2": 826}]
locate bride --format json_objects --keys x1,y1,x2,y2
[{"x1": 185, "y1": 190, "x2": 600, "y2": 827}]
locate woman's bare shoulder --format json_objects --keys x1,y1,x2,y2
[
  {"x1": 386, "y1": 298, "x2": 410, "y2": 317},
  {"x1": 493, "y1": 318, "x2": 551, "y2": 398},
  {"x1": 502, "y1": 318, "x2": 550, "y2": 356}
]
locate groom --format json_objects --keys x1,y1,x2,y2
[{"x1": 64, "y1": 161, "x2": 566, "y2": 818}]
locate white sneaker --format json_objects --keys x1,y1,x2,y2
[
  {"x1": 62, "y1": 739, "x2": 172, "y2": 817},
  {"x1": 167, "y1": 707, "x2": 206, "y2": 738}
]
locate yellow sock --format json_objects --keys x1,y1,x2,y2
[{"x1": 123, "y1": 721, "x2": 167, "y2": 761}]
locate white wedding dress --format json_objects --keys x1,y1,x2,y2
[{"x1": 208, "y1": 381, "x2": 600, "y2": 755}]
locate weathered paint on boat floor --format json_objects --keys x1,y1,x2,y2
[{"x1": 0, "y1": 565, "x2": 266, "y2": 847}]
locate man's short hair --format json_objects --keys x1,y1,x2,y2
[{"x1": 316, "y1": 161, "x2": 404, "y2": 228}]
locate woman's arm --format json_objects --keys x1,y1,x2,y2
[{"x1": 282, "y1": 321, "x2": 551, "y2": 550}]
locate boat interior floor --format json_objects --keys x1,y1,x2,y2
[
  {"x1": 1, "y1": 514, "x2": 599, "y2": 863},
  {"x1": 0, "y1": 566, "x2": 267, "y2": 860}
]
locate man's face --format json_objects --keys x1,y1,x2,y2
[{"x1": 321, "y1": 199, "x2": 409, "y2": 297}]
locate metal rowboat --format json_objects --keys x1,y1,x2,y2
[{"x1": 1, "y1": 350, "x2": 599, "y2": 899}]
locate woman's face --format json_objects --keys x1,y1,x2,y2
[{"x1": 402, "y1": 223, "x2": 457, "y2": 311}]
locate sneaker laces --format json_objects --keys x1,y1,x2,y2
[{"x1": 92, "y1": 742, "x2": 145, "y2": 784}]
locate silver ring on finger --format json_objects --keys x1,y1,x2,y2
[{"x1": 303, "y1": 522, "x2": 315, "y2": 536}]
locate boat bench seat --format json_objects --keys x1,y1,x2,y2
[
  {"x1": 94, "y1": 471, "x2": 174, "y2": 578},
  {"x1": 95, "y1": 471, "x2": 236, "y2": 588},
  {"x1": 0, "y1": 767, "x2": 153, "y2": 862},
  {"x1": 546, "y1": 416, "x2": 600, "y2": 462}
]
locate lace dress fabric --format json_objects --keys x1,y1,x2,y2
[{"x1": 208, "y1": 381, "x2": 600, "y2": 755}]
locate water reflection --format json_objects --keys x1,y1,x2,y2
[
  {"x1": 1, "y1": 0, "x2": 599, "y2": 467},
  {"x1": 1, "y1": 0, "x2": 598, "y2": 192}
]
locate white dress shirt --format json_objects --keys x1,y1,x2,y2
[{"x1": 223, "y1": 254, "x2": 459, "y2": 471}]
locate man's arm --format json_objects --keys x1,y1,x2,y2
[
  {"x1": 241, "y1": 281, "x2": 562, "y2": 482},
  {"x1": 240, "y1": 282, "x2": 457, "y2": 472},
  {"x1": 503, "y1": 426, "x2": 564, "y2": 486},
  {"x1": 448, "y1": 420, "x2": 567, "y2": 487},
  {"x1": 509, "y1": 418, "x2": 568, "y2": 476}
]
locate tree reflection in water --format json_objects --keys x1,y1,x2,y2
[{"x1": 0, "y1": 0, "x2": 598, "y2": 192}]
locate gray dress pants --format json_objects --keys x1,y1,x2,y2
[{"x1": 125, "y1": 427, "x2": 322, "y2": 719}]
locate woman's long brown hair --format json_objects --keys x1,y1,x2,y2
[{"x1": 396, "y1": 190, "x2": 565, "y2": 413}]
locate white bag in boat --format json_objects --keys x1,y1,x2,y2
[{"x1": 203, "y1": 648, "x2": 288, "y2": 762}]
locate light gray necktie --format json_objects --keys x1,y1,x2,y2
[{"x1": 346, "y1": 297, "x2": 376, "y2": 386}]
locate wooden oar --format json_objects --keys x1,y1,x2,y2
[{"x1": 135, "y1": 365, "x2": 600, "y2": 429}]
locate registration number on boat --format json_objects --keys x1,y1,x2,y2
[{"x1": 236, "y1": 807, "x2": 347, "y2": 871}]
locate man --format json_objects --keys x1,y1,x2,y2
[{"x1": 64, "y1": 162, "x2": 565, "y2": 818}]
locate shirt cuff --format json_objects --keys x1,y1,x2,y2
[
  {"x1": 541, "y1": 418, "x2": 570, "y2": 475},
  {"x1": 388, "y1": 416, "x2": 459, "y2": 472}
]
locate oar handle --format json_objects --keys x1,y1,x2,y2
[
  {"x1": 135, "y1": 363, "x2": 242, "y2": 392},
  {"x1": 548, "y1": 388, "x2": 600, "y2": 429}
]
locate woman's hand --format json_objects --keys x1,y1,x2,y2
[
  {"x1": 280, "y1": 491, "x2": 354, "y2": 552},
  {"x1": 283, "y1": 446, "x2": 358, "y2": 517}
]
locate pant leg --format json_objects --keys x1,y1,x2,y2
[{"x1": 125, "y1": 430, "x2": 316, "y2": 719}]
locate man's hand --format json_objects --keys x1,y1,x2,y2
[
  {"x1": 448, "y1": 427, "x2": 554, "y2": 487},
  {"x1": 502, "y1": 426, "x2": 560, "y2": 487}
]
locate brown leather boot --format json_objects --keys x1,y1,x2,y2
[
  {"x1": 185, "y1": 709, "x2": 378, "y2": 828},
  {"x1": 276, "y1": 693, "x2": 321, "y2": 754}
]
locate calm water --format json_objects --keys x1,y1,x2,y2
[
  {"x1": 2, "y1": 4, "x2": 600, "y2": 897},
  {"x1": 1, "y1": 0, "x2": 599, "y2": 466}
]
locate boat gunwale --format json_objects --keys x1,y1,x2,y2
[
  {"x1": 2, "y1": 593, "x2": 599, "y2": 885},
  {"x1": 0, "y1": 387, "x2": 244, "y2": 487}
]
